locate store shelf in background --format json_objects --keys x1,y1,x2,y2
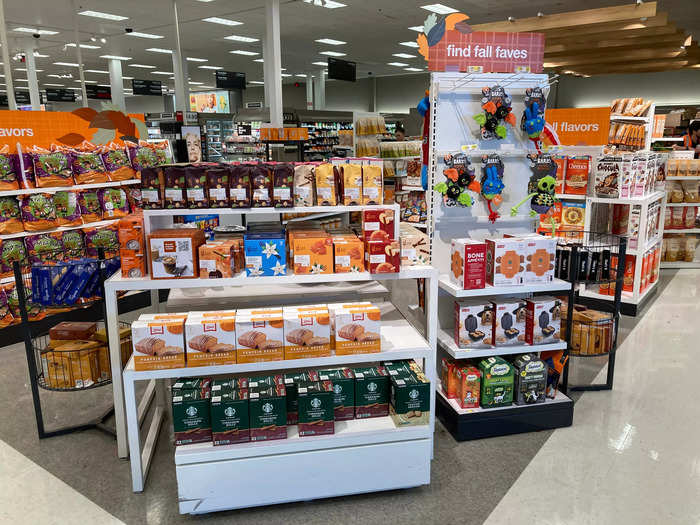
[
  {"x1": 555, "y1": 194, "x2": 586, "y2": 201},
  {"x1": 0, "y1": 219, "x2": 119, "y2": 241},
  {"x1": 579, "y1": 277, "x2": 659, "y2": 306},
  {"x1": 628, "y1": 233, "x2": 663, "y2": 255},
  {"x1": 399, "y1": 186, "x2": 426, "y2": 192},
  {"x1": 587, "y1": 190, "x2": 665, "y2": 206},
  {"x1": 143, "y1": 204, "x2": 396, "y2": 217},
  {"x1": 610, "y1": 115, "x2": 651, "y2": 123},
  {"x1": 0, "y1": 179, "x2": 141, "y2": 197},
  {"x1": 665, "y1": 202, "x2": 700, "y2": 207},
  {"x1": 653, "y1": 137, "x2": 683, "y2": 142},
  {"x1": 438, "y1": 327, "x2": 567, "y2": 359},
  {"x1": 380, "y1": 156, "x2": 421, "y2": 160},
  {"x1": 660, "y1": 261, "x2": 700, "y2": 269},
  {"x1": 402, "y1": 222, "x2": 427, "y2": 230},
  {"x1": 439, "y1": 276, "x2": 571, "y2": 298},
  {"x1": 667, "y1": 176, "x2": 700, "y2": 181},
  {"x1": 663, "y1": 228, "x2": 700, "y2": 234}
]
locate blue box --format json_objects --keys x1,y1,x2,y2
[{"x1": 244, "y1": 232, "x2": 287, "y2": 276}]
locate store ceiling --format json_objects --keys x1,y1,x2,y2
[{"x1": 0, "y1": 0, "x2": 697, "y2": 96}]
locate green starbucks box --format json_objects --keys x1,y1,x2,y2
[
  {"x1": 211, "y1": 389, "x2": 250, "y2": 445},
  {"x1": 173, "y1": 377, "x2": 211, "y2": 392},
  {"x1": 283, "y1": 371, "x2": 320, "y2": 425},
  {"x1": 297, "y1": 380, "x2": 335, "y2": 437},
  {"x1": 211, "y1": 377, "x2": 249, "y2": 393},
  {"x1": 249, "y1": 384, "x2": 287, "y2": 441},
  {"x1": 172, "y1": 388, "x2": 212, "y2": 445},
  {"x1": 382, "y1": 361, "x2": 413, "y2": 379},
  {"x1": 318, "y1": 368, "x2": 355, "y2": 421},
  {"x1": 389, "y1": 372, "x2": 430, "y2": 427},
  {"x1": 478, "y1": 356, "x2": 514, "y2": 408},
  {"x1": 353, "y1": 366, "x2": 389, "y2": 419},
  {"x1": 248, "y1": 375, "x2": 284, "y2": 389}
]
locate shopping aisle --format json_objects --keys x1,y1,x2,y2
[{"x1": 485, "y1": 269, "x2": 700, "y2": 525}]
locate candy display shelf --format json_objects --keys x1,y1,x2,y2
[
  {"x1": 0, "y1": 179, "x2": 140, "y2": 197},
  {"x1": 437, "y1": 326, "x2": 567, "y2": 360},
  {"x1": 0, "y1": 219, "x2": 118, "y2": 241},
  {"x1": 438, "y1": 276, "x2": 572, "y2": 298}
]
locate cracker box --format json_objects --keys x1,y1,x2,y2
[
  {"x1": 523, "y1": 235, "x2": 557, "y2": 284},
  {"x1": 564, "y1": 155, "x2": 590, "y2": 195},
  {"x1": 292, "y1": 232, "x2": 333, "y2": 274},
  {"x1": 244, "y1": 231, "x2": 286, "y2": 277},
  {"x1": 365, "y1": 239, "x2": 400, "y2": 274},
  {"x1": 525, "y1": 296, "x2": 562, "y2": 345},
  {"x1": 283, "y1": 309, "x2": 331, "y2": 359},
  {"x1": 491, "y1": 298, "x2": 528, "y2": 346},
  {"x1": 362, "y1": 165, "x2": 383, "y2": 205},
  {"x1": 455, "y1": 366, "x2": 480, "y2": 409},
  {"x1": 235, "y1": 314, "x2": 284, "y2": 363},
  {"x1": 511, "y1": 353, "x2": 547, "y2": 405},
  {"x1": 450, "y1": 238, "x2": 487, "y2": 290},
  {"x1": 131, "y1": 318, "x2": 185, "y2": 371},
  {"x1": 340, "y1": 164, "x2": 362, "y2": 205},
  {"x1": 172, "y1": 388, "x2": 211, "y2": 445},
  {"x1": 283, "y1": 371, "x2": 320, "y2": 425},
  {"x1": 297, "y1": 380, "x2": 335, "y2": 436},
  {"x1": 361, "y1": 208, "x2": 395, "y2": 241},
  {"x1": 478, "y1": 356, "x2": 514, "y2": 408},
  {"x1": 485, "y1": 238, "x2": 525, "y2": 286},
  {"x1": 353, "y1": 365, "x2": 389, "y2": 419},
  {"x1": 389, "y1": 371, "x2": 430, "y2": 426},
  {"x1": 332, "y1": 234, "x2": 364, "y2": 273},
  {"x1": 333, "y1": 304, "x2": 381, "y2": 355},
  {"x1": 317, "y1": 368, "x2": 355, "y2": 421},
  {"x1": 148, "y1": 228, "x2": 206, "y2": 280},
  {"x1": 454, "y1": 299, "x2": 494, "y2": 349},
  {"x1": 185, "y1": 315, "x2": 237, "y2": 367},
  {"x1": 210, "y1": 389, "x2": 250, "y2": 445},
  {"x1": 249, "y1": 384, "x2": 287, "y2": 441},
  {"x1": 198, "y1": 241, "x2": 235, "y2": 279}
]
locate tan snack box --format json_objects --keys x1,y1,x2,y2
[
  {"x1": 332, "y1": 234, "x2": 365, "y2": 273},
  {"x1": 333, "y1": 305, "x2": 381, "y2": 355},
  {"x1": 341, "y1": 163, "x2": 363, "y2": 205},
  {"x1": 283, "y1": 309, "x2": 331, "y2": 359},
  {"x1": 131, "y1": 318, "x2": 185, "y2": 370},
  {"x1": 185, "y1": 315, "x2": 237, "y2": 367},
  {"x1": 236, "y1": 314, "x2": 284, "y2": 363}
]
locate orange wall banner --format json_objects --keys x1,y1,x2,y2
[
  {"x1": 0, "y1": 109, "x2": 146, "y2": 149},
  {"x1": 544, "y1": 107, "x2": 611, "y2": 146}
]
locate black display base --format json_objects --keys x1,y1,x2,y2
[{"x1": 437, "y1": 390, "x2": 574, "y2": 441}]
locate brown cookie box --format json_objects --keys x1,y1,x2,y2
[
  {"x1": 365, "y1": 239, "x2": 400, "y2": 274},
  {"x1": 272, "y1": 164, "x2": 294, "y2": 208},
  {"x1": 163, "y1": 166, "x2": 187, "y2": 209},
  {"x1": 206, "y1": 167, "x2": 229, "y2": 208},
  {"x1": 185, "y1": 165, "x2": 208, "y2": 209},
  {"x1": 250, "y1": 164, "x2": 273, "y2": 207},
  {"x1": 229, "y1": 165, "x2": 251, "y2": 208}
]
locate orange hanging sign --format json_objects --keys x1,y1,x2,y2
[{"x1": 544, "y1": 107, "x2": 611, "y2": 146}]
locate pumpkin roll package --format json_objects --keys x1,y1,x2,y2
[
  {"x1": 31, "y1": 147, "x2": 74, "y2": 188},
  {"x1": 21, "y1": 193, "x2": 58, "y2": 231},
  {"x1": 0, "y1": 197, "x2": 24, "y2": 234},
  {"x1": 70, "y1": 146, "x2": 108, "y2": 185},
  {"x1": 53, "y1": 191, "x2": 82, "y2": 227},
  {"x1": 100, "y1": 143, "x2": 137, "y2": 181},
  {"x1": 0, "y1": 145, "x2": 19, "y2": 191}
]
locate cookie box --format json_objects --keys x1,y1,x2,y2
[
  {"x1": 292, "y1": 232, "x2": 333, "y2": 274},
  {"x1": 244, "y1": 232, "x2": 286, "y2": 277},
  {"x1": 454, "y1": 299, "x2": 494, "y2": 349},
  {"x1": 332, "y1": 234, "x2": 364, "y2": 273},
  {"x1": 361, "y1": 208, "x2": 395, "y2": 241},
  {"x1": 450, "y1": 238, "x2": 486, "y2": 290},
  {"x1": 365, "y1": 239, "x2": 400, "y2": 273}
]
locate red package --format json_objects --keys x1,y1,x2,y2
[
  {"x1": 564, "y1": 156, "x2": 590, "y2": 195},
  {"x1": 622, "y1": 254, "x2": 635, "y2": 292},
  {"x1": 365, "y1": 239, "x2": 400, "y2": 273},
  {"x1": 361, "y1": 208, "x2": 395, "y2": 241},
  {"x1": 553, "y1": 155, "x2": 566, "y2": 194}
]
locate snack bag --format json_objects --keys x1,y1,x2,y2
[
  {"x1": 0, "y1": 197, "x2": 24, "y2": 234},
  {"x1": 0, "y1": 145, "x2": 19, "y2": 191},
  {"x1": 6, "y1": 282, "x2": 45, "y2": 322},
  {"x1": 0, "y1": 287, "x2": 14, "y2": 328},
  {"x1": 293, "y1": 164, "x2": 315, "y2": 206},
  {"x1": 61, "y1": 230, "x2": 86, "y2": 260},
  {"x1": 250, "y1": 164, "x2": 273, "y2": 207},
  {"x1": 98, "y1": 188, "x2": 130, "y2": 218},
  {"x1": 0, "y1": 239, "x2": 29, "y2": 277},
  {"x1": 25, "y1": 232, "x2": 64, "y2": 265},
  {"x1": 14, "y1": 152, "x2": 35, "y2": 189},
  {"x1": 70, "y1": 144, "x2": 108, "y2": 185},
  {"x1": 126, "y1": 141, "x2": 160, "y2": 173},
  {"x1": 100, "y1": 143, "x2": 137, "y2": 181},
  {"x1": 20, "y1": 193, "x2": 57, "y2": 232},
  {"x1": 31, "y1": 147, "x2": 74, "y2": 188},
  {"x1": 315, "y1": 163, "x2": 337, "y2": 205},
  {"x1": 78, "y1": 190, "x2": 103, "y2": 223},
  {"x1": 84, "y1": 224, "x2": 119, "y2": 258},
  {"x1": 53, "y1": 191, "x2": 82, "y2": 227}
]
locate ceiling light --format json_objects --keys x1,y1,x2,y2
[
  {"x1": 54, "y1": 62, "x2": 79, "y2": 67},
  {"x1": 196, "y1": 0, "x2": 216, "y2": 2},
  {"x1": 15, "y1": 79, "x2": 28, "y2": 82},
  {"x1": 249, "y1": 81, "x2": 264, "y2": 84},
  {"x1": 420, "y1": 4, "x2": 458, "y2": 14},
  {"x1": 75, "y1": 79, "x2": 97, "y2": 83},
  {"x1": 128, "y1": 64, "x2": 157, "y2": 68},
  {"x1": 224, "y1": 35, "x2": 259, "y2": 42},
  {"x1": 127, "y1": 32, "x2": 164, "y2": 39},
  {"x1": 33, "y1": 52, "x2": 50, "y2": 58},
  {"x1": 85, "y1": 69, "x2": 109, "y2": 74},
  {"x1": 15, "y1": 68, "x2": 43, "y2": 72},
  {"x1": 388, "y1": 62, "x2": 409, "y2": 66},
  {"x1": 281, "y1": 73, "x2": 292, "y2": 77},
  {"x1": 312, "y1": 61, "x2": 327, "y2": 66},
  {"x1": 393, "y1": 53, "x2": 416, "y2": 58},
  {"x1": 146, "y1": 48, "x2": 172, "y2": 54},
  {"x1": 79, "y1": 10, "x2": 128, "y2": 21},
  {"x1": 408, "y1": 26, "x2": 423, "y2": 32},
  {"x1": 404, "y1": 67, "x2": 423, "y2": 72},
  {"x1": 295, "y1": 74, "x2": 307, "y2": 77},
  {"x1": 44, "y1": 83, "x2": 65, "y2": 87},
  {"x1": 100, "y1": 38, "x2": 107, "y2": 44},
  {"x1": 152, "y1": 71, "x2": 174, "y2": 75},
  {"x1": 202, "y1": 16, "x2": 242, "y2": 26},
  {"x1": 322, "y1": 0, "x2": 346, "y2": 7},
  {"x1": 90, "y1": 36, "x2": 97, "y2": 42},
  {"x1": 14, "y1": 27, "x2": 59, "y2": 35},
  {"x1": 100, "y1": 55, "x2": 131, "y2": 60},
  {"x1": 320, "y1": 51, "x2": 346, "y2": 56},
  {"x1": 399, "y1": 41, "x2": 420, "y2": 48},
  {"x1": 199, "y1": 65, "x2": 223, "y2": 69},
  {"x1": 315, "y1": 38, "x2": 346, "y2": 45},
  {"x1": 230, "y1": 50, "x2": 259, "y2": 56},
  {"x1": 122, "y1": 76, "x2": 134, "y2": 80},
  {"x1": 186, "y1": 57, "x2": 208, "y2": 62},
  {"x1": 66, "y1": 43, "x2": 101, "y2": 49},
  {"x1": 189, "y1": 81, "x2": 204, "y2": 85},
  {"x1": 253, "y1": 58, "x2": 264, "y2": 63},
  {"x1": 97, "y1": 84, "x2": 111, "y2": 87},
  {"x1": 47, "y1": 74, "x2": 62, "y2": 78}
]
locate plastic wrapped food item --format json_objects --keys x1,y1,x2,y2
[
  {"x1": 100, "y1": 143, "x2": 137, "y2": 181},
  {"x1": 78, "y1": 190, "x2": 103, "y2": 223},
  {"x1": 21, "y1": 193, "x2": 57, "y2": 231},
  {"x1": 53, "y1": 191, "x2": 82, "y2": 227},
  {"x1": 0, "y1": 145, "x2": 19, "y2": 191},
  {"x1": 70, "y1": 148, "x2": 108, "y2": 185},
  {"x1": 98, "y1": 188, "x2": 130, "y2": 218},
  {"x1": 0, "y1": 197, "x2": 24, "y2": 234},
  {"x1": 25, "y1": 232, "x2": 64, "y2": 265},
  {"x1": 0, "y1": 239, "x2": 28, "y2": 277},
  {"x1": 31, "y1": 148, "x2": 74, "y2": 188}
]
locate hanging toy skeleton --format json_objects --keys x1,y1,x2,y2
[
  {"x1": 473, "y1": 85, "x2": 516, "y2": 140},
  {"x1": 510, "y1": 153, "x2": 559, "y2": 233},
  {"x1": 480, "y1": 154, "x2": 505, "y2": 222},
  {"x1": 433, "y1": 153, "x2": 481, "y2": 207},
  {"x1": 521, "y1": 87, "x2": 547, "y2": 153}
]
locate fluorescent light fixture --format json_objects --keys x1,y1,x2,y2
[
  {"x1": 249, "y1": 80, "x2": 264, "y2": 84},
  {"x1": 322, "y1": 0, "x2": 346, "y2": 7},
  {"x1": 404, "y1": 67, "x2": 423, "y2": 72},
  {"x1": 388, "y1": 62, "x2": 408, "y2": 66},
  {"x1": 66, "y1": 43, "x2": 101, "y2": 49},
  {"x1": 145, "y1": 48, "x2": 172, "y2": 54},
  {"x1": 151, "y1": 71, "x2": 174, "y2": 75},
  {"x1": 315, "y1": 38, "x2": 346, "y2": 45},
  {"x1": 408, "y1": 26, "x2": 423, "y2": 32},
  {"x1": 230, "y1": 50, "x2": 259, "y2": 56},
  {"x1": 312, "y1": 61, "x2": 327, "y2": 66},
  {"x1": 295, "y1": 74, "x2": 307, "y2": 77},
  {"x1": 33, "y1": 53, "x2": 50, "y2": 58},
  {"x1": 47, "y1": 74, "x2": 62, "y2": 78},
  {"x1": 79, "y1": 10, "x2": 128, "y2": 20},
  {"x1": 400, "y1": 41, "x2": 420, "y2": 48},
  {"x1": 224, "y1": 35, "x2": 259, "y2": 42},
  {"x1": 420, "y1": 4, "x2": 457, "y2": 14},
  {"x1": 186, "y1": 57, "x2": 208, "y2": 62},
  {"x1": 320, "y1": 51, "x2": 346, "y2": 56},
  {"x1": 393, "y1": 53, "x2": 416, "y2": 58},
  {"x1": 189, "y1": 81, "x2": 204, "y2": 85},
  {"x1": 100, "y1": 55, "x2": 132, "y2": 60},
  {"x1": 122, "y1": 76, "x2": 134, "y2": 80},
  {"x1": 127, "y1": 32, "x2": 164, "y2": 39},
  {"x1": 15, "y1": 68, "x2": 44, "y2": 72},
  {"x1": 54, "y1": 62, "x2": 79, "y2": 67},
  {"x1": 75, "y1": 79, "x2": 97, "y2": 83},
  {"x1": 253, "y1": 58, "x2": 264, "y2": 63},
  {"x1": 128, "y1": 64, "x2": 156, "y2": 69},
  {"x1": 281, "y1": 73, "x2": 291, "y2": 77},
  {"x1": 15, "y1": 79, "x2": 28, "y2": 82},
  {"x1": 198, "y1": 65, "x2": 223, "y2": 69},
  {"x1": 14, "y1": 27, "x2": 59, "y2": 35},
  {"x1": 85, "y1": 69, "x2": 109, "y2": 74},
  {"x1": 97, "y1": 84, "x2": 111, "y2": 87},
  {"x1": 44, "y1": 83, "x2": 65, "y2": 87},
  {"x1": 202, "y1": 17, "x2": 242, "y2": 26}
]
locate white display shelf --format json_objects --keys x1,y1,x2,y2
[
  {"x1": 610, "y1": 115, "x2": 650, "y2": 122},
  {"x1": 400, "y1": 185, "x2": 426, "y2": 192},
  {"x1": 586, "y1": 190, "x2": 665, "y2": 206},
  {"x1": 106, "y1": 266, "x2": 436, "y2": 292},
  {"x1": 628, "y1": 233, "x2": 662, "y2": 256},
  {"x1": 143, "y1": 203, "x2": 394, "y2": 217},
  {"x1": 438, "y1": 276, "x2": 571, "y2": 298},
  {"x1": 437, "y1": 327, "x2": 566, "y2": 359},
  {"x1": 0, "y1": 218, "x2": 118, "y2": 240},
  {"x1": 556, "y1": 193, "x2": 586, "y2": 200},
  {"x1": 667, "y1": 176, "x2": 700, "y2": 181},
  {"x1": 660, "y1": 261, "x2": 700, "y2": 269},
  {"x1": 653, "y1": 137, "x2": 683, "y2": 142},
  {"x1": 579, "y1": 276, "x2": 658, "y2": 306},
  {"x1": 0, "y1": 178, "x2": 140, "y2": 197},
  {"x1": 402, "y1": 222, "x2": 427, "y2": 230},
  {"x1": 381, "y1": 156, "x2": 420, "y2": 160},
  {"x1": 437, "y1": 385, "x2": 571, "y2": 415},
  {"x1": 664, "y1": 228, "x2": 700, "y2": 234},
  {"x1": 665, "y1": 202, "x2": 700, "y2": 207}
]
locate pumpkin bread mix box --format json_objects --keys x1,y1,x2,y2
[
  {"x1": 184, "y1": 314, "x2": 237, "y2": 367},
  {"x1": 331, "y1": 304, "x2": 381, "y2": 355},
  {"x1": 365, "y1": 239, "x2": 400, "y2": 273},
  {"x1": 283, "y1": 308, "x2": 331, "y2": 359},
  {"x1": 131, "y1": 317, "x2": 185, "y2": 370},
  {"x1": 236, "y1": 312, "x2": 284, "y2": 363},
  {"x1": 328, "y1": 302, "x2": 373, "y2": 347}
]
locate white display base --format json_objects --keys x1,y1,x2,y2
[
  {"x1": 660, "y1": 261, "x2": 700, "y2": 269},
  {"x1": 555, "y1": 193, "x2": 586, "y2": 200},
  {"x1": 438, "y1": 326, "x2": 567, "y2": 359},
  {"x1": 438, "y1": 276, "x2": 571, "y2": 298},
  {"x1": 0, "y1": 218, "x2": 118, "y2": 241},
  {"x1": 579, "y1": 277, "x2": 659, "y2": 306},
  {"x1": 665, "y1": 202, "x2": 700, "y2": 207}
]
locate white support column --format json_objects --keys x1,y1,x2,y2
[
  {"x1": 370, "y1": 76, "x2": 377, "y2": 112},
  {"x1": 262, "y1": 38, "x2": 269, "y2": 107},
  {"x1": 264, "y1": 0, "x2": 283, "y2": 127},
  {"x1": 108, "y1": 59, "x2": 126, "y2": 112},
  {"x1": 305, "y1": 73, "x2": 313, "y2": 110},
  {"x1": 23, "y1": 43, "x2": 40, "y2": 110},
  {"x1": 172, "y1": 0, "x2": 187, "y2": 113},
  {"x1": 71, "y1": 0, "x2": 88, "y2": 107},
  {"x1": 0, "y1": 0, "x2": 16, "y2": 110},
  {"x1": 313, "y1": 69, "x2": 325, "y2": 110}
]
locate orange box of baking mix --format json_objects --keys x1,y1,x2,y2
[
  {"x1": 283, "y1": 309, "x2": 331, "y2": 359},
  {"x1": 332, "y1": 234, "x2": 364, "y2": 273},
  {"x1": 292, "y1": 232, "x2": 333, "y2": 274}
]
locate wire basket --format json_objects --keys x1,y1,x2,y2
[
  {"x1": 555, "y1": 231, "x2": 627, "y2": 287},
  {"x1": 35, "y1": 321, "x2": 132, "y2": 392}
]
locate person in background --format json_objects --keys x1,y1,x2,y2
[
  {"x1": 394, "y1": 125, "x2": 406, "y2": 142},
  {"x1": 673, "y1": 120, "x2": 700, "y2": 158}
]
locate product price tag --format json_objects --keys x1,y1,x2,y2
[
  {"x1": 274, "y1": 188, "x2": 291, "y2": 200},
  {"x1": 335, "y1": 255, "x2": 350, "y2": 267},
  {"x1": 461, "y1": 144, "x2": 478, "y2": 153},
  {"x1": 210, "y1": 187, "x2": 226, "y2": 200},
  {"x1": 230, "y1": 188, "x2": 247, "y2": 201}
]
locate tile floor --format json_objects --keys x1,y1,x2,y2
[{"x1": 0, "y1": 270, "x2": 696, "y2": 524}]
